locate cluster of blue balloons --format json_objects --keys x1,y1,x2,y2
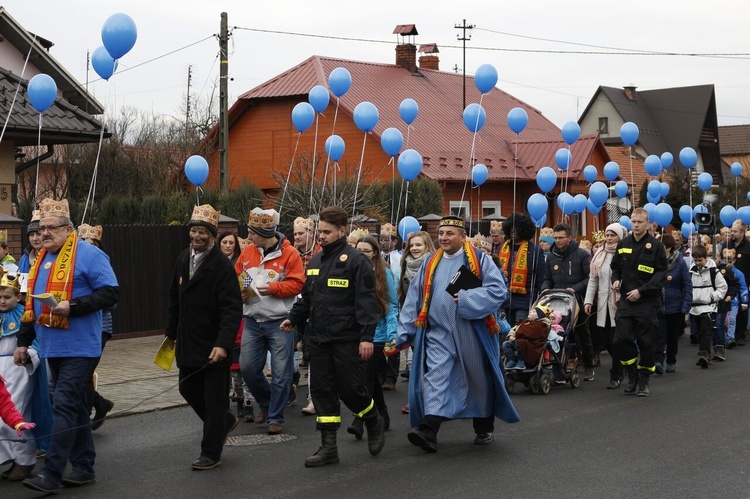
[
  {"x1": 184, "y1": 155, "x2": 209, "y2": 186},
  {"x1": 643, "y1": 203, "x2": 673, "y2": 227},
  {"x1": 646, "y1": 179, "x2": 670, "y2": 203},
  {"x1": 93, "y1": 13, "x2": 138, "y2": 81}
]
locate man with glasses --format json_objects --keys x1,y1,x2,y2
[
  {"x1": 379, "y1": 223, "x2": 401, "y2": 282},
  {"x1": 14, "y1": 198, "x2": 119, "y2": 493},
  {"x1": 489, "y1": 220, "x2": 505, "y2": 256}
]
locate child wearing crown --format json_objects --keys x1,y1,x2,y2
[{"x1": 0, "y1": 269, "x2": 38, "y2": 480}]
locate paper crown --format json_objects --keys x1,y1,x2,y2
[
  {"x1": 39, "y1": 198, "x2": 70, "y2": 219},
  {"x1": 539, "y1": 227, "x2": 555, "y2": 237},
  {"x1": 0, "y1": 229, "x2": 6, "y2": 244},
  {"x1": 190, "y1": 204, "x2": 220, "y2": 228},
  {"x1": 439, "y1": 216, "x2": 466, "y2": 229},
  {"x1": 348, "y1": 227, "x2": 370, "y2": 243},
  {"x1": 591, "y1": 230, "x2": 605, "y2": 243},
  {"x1": 471, "y1": 233, "x2": 491, "y2": 251},
  {"x1": 0, "y1": 267, "x2": 20, "y2": 291},
  {"x1": 490, "y1": 220, "x2": 503, "y2": 232},
  {"x1": 30, "y1": 210, "x2": 41, "y2": 222},
  {"x1": 78, "y1": 223, "x2": 103, "y2": 241},
  {"x1": 293, "y1": 216, "x2": 315, "y2": 232},
  {"x1": 238, "y1": 236, "x2": 251, "y2": 251},
  {"x1": 380, "y1": 223, "x2": 397, "y2": 237},
  {"x1": 248, "y1": 208, "x2": 279, "y2": 229},
  {"x1": 534, "y1": 303, "x2": 552, "y2": 318}
]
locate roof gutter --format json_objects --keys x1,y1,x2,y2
[{"x1": 15, "y1": 144, "x2": 54, "y2": 174}]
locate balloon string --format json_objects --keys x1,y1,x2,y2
[
  {"x1": 395, "y1": 178, "x2": 405, "y2": 225},
  {"x1": 278, "y1": 132, "x2": 301, "y2": 217},
  {"x1": 81, "y1": 84, "x2": 114, "y2": 225},
  {"x1": 513, "y1": 136, "x2": 519, "y2": 219},
  {"x1": 460, "y1": 94, "x2": 485, "y2": 218},
  {"x1": 349, "y1": 132, "x2": 367, "y2": 233},
  {"x1": 0, "y1": 34, "x2": 36, "y2": 146},
  {"x1": 406, "y1": 125, "x2": 411, "y2": 149},
  {"x1": 34, "y1": 113, "x2": 42, "y2": 202},
  {"x1": 319, "y1": 99, "x2": 341, "y2": 207},
  {"x1": 390, "y1": 158, "x2": 396, "y2": 225},
  {"x1": 404, "y1": 180, "x2": 410, "y2": 218},
  {"x1": 308, "y1": 114, "x2": 320, "y2": 221}
]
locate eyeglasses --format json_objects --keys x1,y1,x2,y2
[
  {"x1": 38, "y1": 225, "x2": 67, "y2": 233},
  {"x1": 359, "y1": 249, "x2": 374, "y2": 255}
]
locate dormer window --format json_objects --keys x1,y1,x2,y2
[{"x1": 598, "y1": 117, "x2": 609, "y2": 135}]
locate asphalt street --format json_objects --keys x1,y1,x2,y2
[{"x1": 3, "y1": 338, "x2": 750, "y2": 498}]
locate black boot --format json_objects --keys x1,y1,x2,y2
[
  {"x1": 304, "y1": 430, "x2": 339, "y2": 467},
  {"x1": 637, "y1": 373, "x2": 650, "y2": 397},
  {"x1": 346, "y1": 417, "x2": 364, "y2": 440},
  {"x1": 623, "y1": 366, "x2": 638, "y2": 395},
  {"x1": 364, "y1": 414, "x2": 385, "y2": 456},
  {"x1": 91, "y1": 399, "x2": 114, "y2": 431}
]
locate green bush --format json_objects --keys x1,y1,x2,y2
[{"x1": 140, "y1": 196, "x2": 167, "y2": 224}]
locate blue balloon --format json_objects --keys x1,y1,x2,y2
[
  {"x1": 654, "y1": 203, "x2": 673, "y2": 228},
  {"x1": 399, "y1": 98, "x2": 419, "y2": 125},
  {"x1": 573, "y1": 194, "x2": 587, "y2": 214},
  {"x1": 27, "y1": 74, "x2": 57, "y2": 113},
  {"x1": 380, "y1": 128, "x2": 403, "y2": 157},
  {"x1": 646, "y1": 193, "x2": 660, "y2": 204},
  {"x1": 614, "y1": 180, "x2": 628, "y2": 198},
  {"x1": 738, "y1": 206, "x2": 750, "y2": 225},
  {"x1": 644, "y1": 155, "x2": 662, "y2": 176},
  {"x1": 474, "y1": 64, "x2": 498, "y2": 94},
  {"x1": 527, "y1": 193, "x2": 548, "y2": 221},
  {"x1": 353, "y1": 101, "x2": 379, "y2": 132},
  {"x1": 555, "y1": 148, "x2": 572, "y2": 170},
  {"x1": 398, "y1": 216, "x2": 420, "y2": 240},
  {"x1": 397, "y1": 149, "x2": 422, "y2": 181},
  {"x1": 603, "y1": 161, "x2": 620, "y2": 181},
  {"x1": 291, "y1": 102, "x2": 315, "y2": 133},
  {"x1": 184, "y1": 155, "x2": 209, "y2": 186},
  {"x1": 679, "y1": 205, "x2": 693, "y2": 224},
  {"x1": 693, "y1": 204, "x2": 708, "y2": 219},
  {"x1": 645, "y1": 203, "x2": 658, "y2": 223},
  {"x1": 747, "y1": 191, "x2": 750, "y2": 202},
  {"x1": 328, "y1": 67, "x2": 352, "y2": 98},
  {"x1": 583, "y1": 165, "x2": 598, "y2": 184},
  {"x1": 101, "y1": 13, "x2": 137, "y2": 60},
  {"x1": 680, "y1": 147, "x2": 697, "y2": 168},
  {"x1": 561, "y1": 121, "x2": 581, "y2": 145},
  {"x1": 619, "y1": 216, "x2": 632, "y2": 231},
  {"x1": 463, "y1": 103, "x2": 486, "y2": 133},
  {"x1": 324, "y1": 135, "x2": 345, "y2": 162},
  {"x1": 647, "y1": 180, "x2": 662, "y2": 198},
  {"x1": 660, "y1": 182, "x2": 670, "y2": 199},
  {"x1": 589, "y1": 181, "x2": 608, "y2": 207},
  {"x1": 308, "y1": 85, "x2": 329, "y2": 113},
  {"x1": 681, "y1": 222, "x2": 695, "y2": 239},
  {"x1": 587, "y1": 199, "x2": 601, "y2": 215},
  {"x1": 536, "y1": 166, "x2": 557, "y2": 193},
  {"x1": 557, "y1": 192, "x2": 575, "y2": 215},
  {"x1": 697, "y1": 172, "x2": 713, "y2": 191},
  {"x1": 661, "y1": 152, "x2": 674, "y2": 169},
  {"x1": 91, "y1": 46, "x2": 117, "y2": 80},
  {"x1": 732, "y1": 162, "x2": 743, "y2": 177},
  {"x1": 620, "y1": 122, "x2": 639, "y2": 146},
  {"x1": 720, "y1": 206, "x2": 737, "y2": 227},
  {"x1": 472, "y1": 164, "x2": 489, "y2": 186},
  {"x1": 507, "y1": 107, "x2": 528, "y2": 134},
  {"x1": 533, "y1": 215, "x2": 547, "y2": 228}
]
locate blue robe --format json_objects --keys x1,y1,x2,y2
[{"x1": 397, "y1": 246, "x2": 520, "y2": 428}]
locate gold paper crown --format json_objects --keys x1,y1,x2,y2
[
  {"x1": 39, "y1": 198, "x2": 70, "y2": 219},
  {"x1": 238, "y1": 236, "x2": 251, "y2": 251},
  {"x1": 539, "y1": 227, "x2": 555, "y2": 237},
  {"x1": 190, "y1": 204, "x2": 220, "y2": 228},
  {"x1": 248, "y1": 208, "x2": 278, "y2": 229},
  {"x1": 472, "y1": 233, "x2": 492, "y2": 250},
  {"x1": 380, "y1": 223, "x2": 397, "y2": 237},
  {"x1": 30, "y1": 210, "x2": 41, "y2": 222},
  {"x1": 0, "y1": 230, "x2": 6, "y2": 244},
  {"x1": 591, "y1": 230, "x2": 605, "y2": 243},
  {"x1": 78, "y1": 223, "x2": 103, "y2": 241},
  {"x1": 293, "y1": 216, "x2": 315, "y2": 232},
  {"x1": 0, "y1": 268, "x2": 20, "y2": 291},
  {"x1": 439, "y1": 217, "x2": 466, "y2": 229},
  {"x1": 490, "y1": 220, "x2": 503, "y2": 232},
  {"x1": 348, "y1": 227, "x2": 370, "y2": 243}
]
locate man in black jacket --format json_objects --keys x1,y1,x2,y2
[
  {"x1": 727, "y1": 220, "x2": 750, "y2": 346},
  {"x1": 542, "y1": 223, "x2": 595, "y2": 381},
  {"x1": 281, "y1": 206, "x2": 384, "y2": 467},
  {"x1": 165, "y1": 204, "x2": 242, "y2": 471}
]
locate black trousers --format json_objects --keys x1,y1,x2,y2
[
  {"x1": 656, "y1": 312, "x2": 685, "y2": 365},
  {"x1": 367, "y1": 344, "x2": 388, "y2": 415},
  {"x1": 614, "y1": 299, "x2": 659, "y2": 374},
  {"x1": 84, "y1": 332, "x2": 112, "y2": 413},
  {"x1": 308, "y1": 339, "x2": 375, "y2": 431},
  {"x1": 420, "y1": 414, "x2": 494, "y2": 435},
  {"x1": 179, "y1": 365, "x2": 232, "y2": 460},
  {"x1": 736, "y1": 307, "x2": 748, "y2": 342}
]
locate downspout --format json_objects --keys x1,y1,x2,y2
[{"x1": 15, "y1": 145, "x2": 54, "y2": 173}]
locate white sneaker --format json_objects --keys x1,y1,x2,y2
[{"x1": 301, "y1": 400, "x2": 316, "y2": 415}]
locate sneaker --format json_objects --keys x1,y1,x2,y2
[
  {"x1": 665, "y1": 363, "x2": 676, "y2": 373},
  {"x1": 583, "y1": 367, "x2": 595, "y2": 381},
  {"x1": 515, "y1": 360, "x2": 526, "y2": 370},
  {"x1": 727, "y1": 339, "x2": 737, "y2": 349},
  {"x1": 301, "y1": 400, "x2": 316, "y2": 416},
  {"x1": 504, "y1": 359, "x2": 517, "y2": 370},
  {"x1": 713, "y1": 346, "x2": 726, "y2": 361},
  {"x1": 61, "y1": 468, "x2": 96, "y2": 487},
  {"x1": 654, "y1": 362, "x2": 664, "y2": 375},
  {"x1": 606, "y1": 378, "x2": 621, "y2": 389},
  {"x1": 23, "y1": 474, "x2": 62, "y2": 494},
  {"x1": 287, "y1": 385, "x2": 298, "y2": 407},
  {"x1": 697, "y1": 351, "x2": 710, "y2": 369}
]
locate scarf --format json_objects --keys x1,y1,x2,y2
[
  {"x1": 498, "y1": 240, "x2": 529, "y2": 294},
  {"x1": 666, "y1": 250, "x2": 681, "y2": 272},
  {"x1": 414, "y1": 241, "x2": 500, "y2": 335},
  {"x1": 590, "y1": 242, "x2": 617, "y2": 278},
  {"x1": 21, "y1": 232, "x2": 78, "y2": 329},
  {"x1": 402, "y1": 252, "x2": 430, "y2": 294}
]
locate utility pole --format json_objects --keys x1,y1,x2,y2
[
  {"x1": 185, "y1": 65, "x2": 192, "y2": 136},
  {"x1": 219, "y1": 12, "x2": 229, "y2": 193},
  {"x1": 454, "y1": 19, "x2": 473, "y2": 110}
]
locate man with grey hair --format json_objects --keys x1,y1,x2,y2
[{"x1": 727, "y1": 220, "x2": 750, "y2": 347}]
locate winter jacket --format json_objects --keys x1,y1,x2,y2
[
  {"x1": 584, "y1": 250, "x2": 618, "y2": 327},
  {"x1": 373, "y1": 268, "x2": 398, "y2": 344},
  {"x1": 542, "y1": 239, "x2": 590, "y2": 300},
  {"x1": 234, "y1": 233, "x2": 305, "y2": 322},
  {"x1": 731, "y1": 266, "x2": 748, "y2": 307},
  {"x1": 610, "y1": 232, "x2": 667, "y2": 301},
  {"x1": 688, "y1": 259, "x2": 728, "y2": 316},
  {"x1": 716, "y1": 262, "x2": 740, "y2": 313},
  {"x1": 663, "y1": 252, "x2": 692, "y2": 315},
  {"x1": 727, "y1": 236, "x2": 750, "y2": 284},
  {"x1": 0, "y1": 376, "x2": 24, "y2": 430},
  {"x1": 287, "y1": 237, "x2": 380, "y2": 343}
]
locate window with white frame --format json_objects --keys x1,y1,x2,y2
[
  {"x1": 482, "y1": 201, "x2": 502, "y2": 218},
  {"x1": 450, "y1": 200, "x2": 470, "y2": 218}
]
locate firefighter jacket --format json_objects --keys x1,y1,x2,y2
[{"x1": 610, "y1": 232, "x2": 667, "y2": 300}]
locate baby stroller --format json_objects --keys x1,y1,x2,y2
[{"x1": 504, "y1": 289, "x2": 580, "y2": 395}]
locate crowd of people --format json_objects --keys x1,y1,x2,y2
[{"x1": 3, "y1": 199, "x2": 750, "y2": 492}]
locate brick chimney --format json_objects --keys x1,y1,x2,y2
[
  {"x1": 624, "y1": 85, "x2": 637, "y2": 101},
  {"x1": 396, "y1": 43, "x2": 417, "y2": 72},
  {"x1": 418, "y1": 43, "x2": 439, "y2": 70}
]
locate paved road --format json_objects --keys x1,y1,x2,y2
[{"x1": 3, "y1": 339, "x2": 750, "y2": 498}]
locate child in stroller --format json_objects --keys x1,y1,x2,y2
[{"x1": 503, "y1": 304, "x2": 563, "y2": 369}]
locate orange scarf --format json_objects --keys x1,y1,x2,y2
[
  {"x1": 21, "y1": 232, "x2": 78, "y2": 329},
  {"x1": 414, "y1": 240, "x2": 500, "y2": 335},
  {"x1": 498, "y1": 240, "x2": 529, "y2": 294}
]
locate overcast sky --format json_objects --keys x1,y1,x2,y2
[{"x1": 7, "y1": 1, "x2": 750, "y2": 129}]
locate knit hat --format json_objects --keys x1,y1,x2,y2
[
  {"x1": 605, "y1": 222, "x2": 628, "y2": 241},
  {"x1": 539, "y1": 235, "x2": 554, "y2": 245},
  {"x1": 551, "y1": 310, "x2": 562, "y2": 325}
]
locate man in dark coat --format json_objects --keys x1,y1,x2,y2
[
  {"x1": 166, "y1": 204, "x2": 242, "y2": 471},
  {"x1": 727, "y1": 220, "x2": 750, "y2": 346}
]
